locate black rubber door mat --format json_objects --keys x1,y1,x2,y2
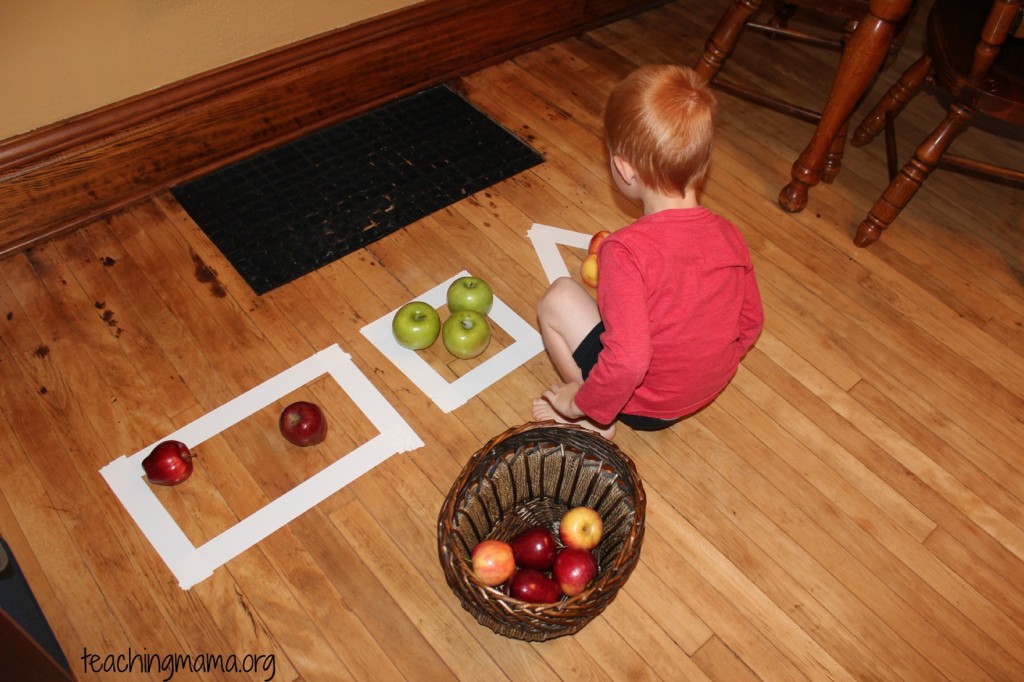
[{"x1": 172, "y1": 86, "x2": 543, "y2": 295}]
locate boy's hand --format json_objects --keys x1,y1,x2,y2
[
  {"x1": 532, "y1": 381, "x2": 617, "y2": 439},
  {"x1": 541, "y1": 381, "x2": 585, "y2": 420}
]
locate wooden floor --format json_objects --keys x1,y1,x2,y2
[{"x1": 2, "y1": 1, "x2": 1023, "y2": 679}]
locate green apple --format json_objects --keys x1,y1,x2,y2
[
  {"x1": 446, "y1": 276, "x2": 493, "y2": 316},
  {"x1": 392, "y1": 301, "x2": 441, "y2": 350},
  {"x1": 442, "y1": 310, "x2": 491, "y2": 359}
]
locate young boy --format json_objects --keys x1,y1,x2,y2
[{"x1": 531, "y1": 64, "x2": 764, "y2": 438}]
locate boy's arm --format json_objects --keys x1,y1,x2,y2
[
  {"x1": 573, "y1": 242, "x2": 653, "y2": 424},
  {"x1": 737, "y1": 264, "x2": 764, "y2": 352}
]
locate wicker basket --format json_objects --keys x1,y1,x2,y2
[{"x1": 437, "y1": 422, "x2": 646, "y2": 641}]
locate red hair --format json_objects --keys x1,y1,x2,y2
[{"x1": 604, "y1": 65, "x2": 717, "y2": 195}]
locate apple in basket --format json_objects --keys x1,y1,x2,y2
[
  {"x1": 471, "y1": 540, "x2": 516, "y2": 587},
  {"x1": 560, "y1": 506, "x2": 603, "y2": 551},
  {"x1": 142, "y1": 440, "x2": 194, "y2": 486},
  {"x1": 553, "y1": 547, "x2": 598, "y2": 597},
  {"x1": 279, "y1": 401, "x2": 327, "y2": 447},
  {"x1": 510, "y1": 526, "x2": 558, "y2": 571},
  {"x1": 508, "y1": 568, "x2": 562, "y2": 604}
]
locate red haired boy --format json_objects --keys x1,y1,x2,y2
[{"x1": 532, "y1": 64, "x2": 764, "y2": 438}]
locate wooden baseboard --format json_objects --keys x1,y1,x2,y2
[{"x1": 0, "y1": 0, "x2": 667, "y2": 258}]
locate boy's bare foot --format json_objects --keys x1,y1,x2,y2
[{"x1": 531, "y1": 397, "x2": 616, "y2": 440}]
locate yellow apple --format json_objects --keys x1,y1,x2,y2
[
  {"x1": 580, "y1": 253, "x2": 599, "y2": 288},
  {"x1": 559, "y1": 506, "x2": 603, "y2": 550}
]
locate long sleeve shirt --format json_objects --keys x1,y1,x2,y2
[{"x1": 573, "y1": 207, "x2": 764, "y2": 425}]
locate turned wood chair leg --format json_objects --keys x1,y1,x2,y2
[
  {"x1": 695, "y1": 0, "x2": 765, "y2": 83},
  {"x1": 855, "y1": 102, "x2": 974, "y2": 246},
  {"x1": 823, "y1": 120, "x2": 849, "y2": 183},
  {"x1": 766, "y1": 1, "x2": 798, "y2": 30},
  {"x1": 779, "y1": 0, "x2": 913, "y2": 213},
  {"x1": 884, "y1": 111, "x2": 899, "y2": 180},
  {"x1": 852, "y1": 53, "x2": 933, "y2": 148}
]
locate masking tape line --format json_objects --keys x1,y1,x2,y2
[
  {"x1": 101, "y1": 343, "x2": 422, "y2": 589},
  {"x1": 526, "y1": 223, "x2": 592, "y2": 284},
  {"x1": 361, "y1": 271, "x2": 544, "y2": 413},
  {"x1": 179, "y1": 433, "x2": 398, "y2": 588}
]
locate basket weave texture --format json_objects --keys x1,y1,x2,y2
[{"x1": 437, "y1": 422, "x2": 646, "y2": 641}]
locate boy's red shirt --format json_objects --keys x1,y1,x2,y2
[{"x1": 573, "y1": 207, "x2": 764, "y2": 425}]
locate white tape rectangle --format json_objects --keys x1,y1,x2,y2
[
  {"x1": 100, "y1": 344, "x2": 423, "y2": 589},
  {"x1": 360, "y1": 271, "x2": 544, "y2": 413},
  {"x1": 526, "y1": 223, "x2": 592, "y2": 284}
]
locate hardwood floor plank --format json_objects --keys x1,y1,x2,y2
[
  {"x1": 602, "y1": 590, "x2": 714, "y2": 681},
  {"x1": 290, "y1": 510, "x2": 455, "y2": 680},
  {"x1": 692, "y1": 635, "x2": 764, "y2": 682},
  {"x1": 218, "y1": 543, "x2": 353, "y2": 681},
  {"x1": 630, "y1": 424, "x2": 933, "y2": 680},
  {"x1": 637, "y1": 521, "x2": 816, "y2": 681},
  {"x1": 51, "y1": 233, "x2": 198, "y2": 412},
  {"x1": 749, "y1": 239, "x2": 1024, "y2": 452},
  {"x1": 0, "y1": 392, "x2": 83, "y2": 665},
  {"x1": 0, "y1": 343, "x2": 172, "y2": 664},
  {"x1": 924, "y1": 527, "x2": 1024, "y2": 631},
  {"x1": 330, "y1": 497, "x2": 504, "y2": 679},
  {"x1": 76, "y1": 213, "x2": 232, "y2": 413},
  {"x1": 0, "y1": 273, "x2": 42, "y2": 354},
  {"x1": 710, "y1": 374, "x2": 1022, "y2": 679},
  {"x1": 730, "y1": 357, "x2": 937, "y2": 541},
  {"x1": 847, "y1": 379, "x2": 1024, "y2": 534},
  {"x1": 185, "y1": 571, "x2": 303, "y2": 681}
]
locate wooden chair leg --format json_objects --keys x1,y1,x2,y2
[
  {"x1": 766, "y1": 1, "x2": 798, "y2": 30},
  {"x1": 880, "y1": 1, "x2": 918, "y2": 70},
  {"x1": 695, "y1": 0, "x2": 765, "y2": 83},
  {"x1": 823, "y1": 121, "x2": 849, "y2": 183},
  {"x1": 815, "y1": 18, "x2": 860, "y2": 184},
  {"x1": 852, "y1": 53, "x2": 933, "y2": 148},
  {"x1": 884, "y1": 110, "x2": 899, "y2": 180},
  {"x1": 854, "y1": 102, "x2": 974, "y2": 246}
]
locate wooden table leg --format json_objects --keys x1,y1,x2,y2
[{"x1": 778, "y1": 0, "x2": 913, "y2": 212}]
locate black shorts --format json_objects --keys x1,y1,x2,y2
[{"x1": 572, "y1": 323, "x2": 681, "y2": 432}]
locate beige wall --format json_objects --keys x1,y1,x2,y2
[{"x1": 0, "y1": 0, "x2": 421, "y2": 140}]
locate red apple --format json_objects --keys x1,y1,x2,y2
[
  {"x1": 588, "y1": 230, "x2": 611, "y2": 255},
  {"x1": 471, "y1": 540, "x2": 516, "y2": 587},
  {"x1": 279, "y1": 401, "x2": 327, "y2": 447},
  {"x1": 559, "y1": 506, "x2": 603, "y2": 550},
  {"x1": 553, "y1": 547, "x2": 598, "y2": 596},
  {"x1": 510, "y1": 526, "x2": 558, "y2": 571},
  {"x1": 142, "y1": 440, "x2": 194, "y2": 486},
  {"x1": 508, "y1": 568, "x2": 562, "y2": 604},
  {"x1": 580, "y1": 253, "x2": 599, "y2": 288}
]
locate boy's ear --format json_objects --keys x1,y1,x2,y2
[{"x1": 612, "y1": 155, "x2": 636, "y2": 185}]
